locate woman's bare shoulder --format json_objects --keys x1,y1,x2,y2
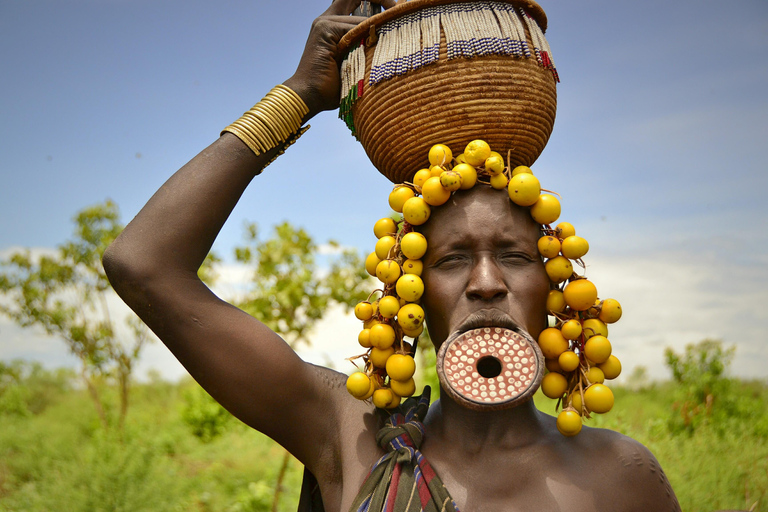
[{"x1": 576, "y1": 426, "x2": 682, "y2": 511}]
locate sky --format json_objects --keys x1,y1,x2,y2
[{"x1": 1, "y1": 0, "x2": 767, "y2": 383}]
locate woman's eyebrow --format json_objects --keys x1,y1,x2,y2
[
  {"x1": 423, "y1": 240, "x2": 469, "y2": 262},
  {"x1": 497, "y1": 237, "x2": 535, "y2": 248},
  {"x1": 432, "y1": 239, "x2": 473, "y2": 252}
]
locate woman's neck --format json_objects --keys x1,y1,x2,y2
[{"x1": 423, "y1": 385, "x2": 548, "y2": 453}]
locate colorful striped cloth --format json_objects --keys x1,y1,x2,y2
[{"x1": 350, "y1": 386, "x2": 460, "y2": 512}]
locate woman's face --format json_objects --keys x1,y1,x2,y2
[{"x1": 419, "y1": 186, "x2": 550, "y2": 349}]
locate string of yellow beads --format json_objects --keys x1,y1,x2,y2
[{"x1": 345, "y1": 140, "x2": 623, "y2": 437}]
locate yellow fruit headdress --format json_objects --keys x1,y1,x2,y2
[{"x1": 339, "y1": 1, "x2": 622, "y2": 436}]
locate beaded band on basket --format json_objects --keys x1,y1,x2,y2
[
  {"x1": 340, "y1": 0, "x2": 559, "y2": 132},
  {"x1": 345, "y1": 140, "x2": 624, "y2": 437},
  {"x1": 337, "y1": 0, "x2": 559, "y2": 184}
]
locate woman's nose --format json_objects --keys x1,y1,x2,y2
[{"x1": 465, "y1": 255, "x2": 508, "y2": 302}]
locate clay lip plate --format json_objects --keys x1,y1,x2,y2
[{"x1": 436, "y1": 327, "x2": 545, "y2": 410}]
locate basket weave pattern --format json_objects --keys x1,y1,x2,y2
[{"x1": 345, "y1": 3, "x2": 558, "y2": 184}]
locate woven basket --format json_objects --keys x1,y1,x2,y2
[{"x1": 338, "y1": 0, "x2": 558, "y2": 184}]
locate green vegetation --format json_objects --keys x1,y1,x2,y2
[
  {"x1": 0, "y1": 370, "x2": 304, "y2": 512},
  {"x1": 0, "y1": 346, "x2": 766, "y2": 512},
  {"x1": 0, "y1": 203, "x2": 370, "y2": 512},
  {"x1": 0, "y1": 201, "x2": 140, "y2": 430},
  {"x1": 534, "y1": 339, "x2": 768, "y2": 512},
  {"x1": 534, "y1": 380, "x2": 768, "y2": 512},
  {"x1": 0, "y1": 202, "x2": 762, "y2": 511},
  {"x1": 233, "y1": 221, "x2": 370, "y2": 350}
]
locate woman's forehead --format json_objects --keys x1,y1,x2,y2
[{"x1": 420, "y1": 187, "x2": 540, "y2": 245}]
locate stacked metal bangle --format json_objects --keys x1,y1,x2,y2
[{"x1": 222, "y1": 84, "x2": 309, "y2": 158}]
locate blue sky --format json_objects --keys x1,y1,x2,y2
[{"x1": 1, "y1": 0, "x2": 767, "y2": 381}]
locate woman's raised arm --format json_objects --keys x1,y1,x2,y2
[{"x1": 102, "y1": 0, "x2": 393, "y2": 472}]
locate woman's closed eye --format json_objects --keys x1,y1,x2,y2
[
  {"x1": 433, "y1": 253, "x2": 469, "y2": 269},
  {"x1": 498, "y1": 251, "x2": 536, "y2": 264}
]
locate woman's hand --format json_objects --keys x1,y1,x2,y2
[{"x1": 284, "y1": 0, "x2": 396, "y2": 119}]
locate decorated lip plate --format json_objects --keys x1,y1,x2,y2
[{"x1": 436, "y1": 327, "x2": 544, "y2": 410}]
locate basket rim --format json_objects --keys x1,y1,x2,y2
[{"x1": 338, "y1": 0, "x2": 548, "y2": 54}]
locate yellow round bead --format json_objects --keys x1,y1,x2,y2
[
  {"x1": 453, "y1": 163, "x2": 477, "y2": 190},
  {"x1": 402, "y1": 259, "x2": 423, "y2": 276},
  {"x1": 530, "y1": 194, "x2": 561, "y2": 225},
  {"x1": 400, "y1": 232, "x2": 428, "y2": 260},
  {"x1": 402, "y1": 197, "x2": 431, "y2": 225},
  {"x1": 428, "y1": 144, "x2": 453, "y2": 166},
  {"x1": 508, "y1": 173, "x2": 540, "y2": 206},
  {"x1": 376, "y1": 259, "x2": 401, "y2": 285},
  {"x1": 396, "y1": 274, "x2": 424, "y2": 302},
  {"x1": 388, "y1": 186, "x2": 415, "y2": 213}
]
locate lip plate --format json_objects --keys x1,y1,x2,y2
[{"x1": 436, "y1": 326, "x2": 544, "y2": 411}]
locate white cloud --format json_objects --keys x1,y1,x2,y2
[
  {"x1": 291, "y1": 304, "x2": 361, "y2": 372},
  {"x1": 207, "y1": 261, "x2": 360, "y2": 372},
  {"x1": 317, "y1": 243, "x2": 348, "y2": 255},
  {"x1": 585, "y1": 248, "x2": 767, "y2": 382},
  {"x1": 2, "y1": 240, "x2": 765, "y2": 385},
  {"x1": 208, "y1": 262, "x2": 253, "y2": 301},
  {"x1": 0, "y1": 246, "x2": 58, "y2": 260}
]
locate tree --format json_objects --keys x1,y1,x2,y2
[
  {"x1": 664, "y1": 339, "x2": 736, "y2": 433},
  {"x1": 232, "y1": 221, "x2": 371, "y2": 512},
  {"x1": 0, "y1": 200, "x2": 217, "y2": 430},
  {"x1": 234, "y1": 221, "x2": 370, "y2": 348}
]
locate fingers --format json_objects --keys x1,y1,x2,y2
[
  {"x1": 323, "y1": 0, "x2": 362, "y2": 16},
  {"x1": 322, "y1": 14, "x2": 373, "y2": 27},
  {"x1": 316, "y1": 0, "x2": 394, "y2": 50},
  {"x1": 373, "y1": 0, "x2": 398, "y2": 9},
  {"x1": 324, "y1": 0, "x2": 396, "y2": 17}
]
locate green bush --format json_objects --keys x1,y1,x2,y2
[
  {"x1": 0, "y1": 426, "x2": 188, "y2": 511},
  {"x1": 181, "y1": 382, "x2": 235, "y2": 442},
  {"x1": 227, "y1": 481, "x2": 273, "y2": 512},
  {"x1": 664, "y1": 339, "x2": 766, "y2": 436},
  {"x1": 0, "y1": 361, "x2": 72, "y2": 417}
]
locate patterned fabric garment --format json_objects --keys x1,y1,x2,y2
[
  {"x1": 350, "y1": 386, "x2": 460, "y2": 512},
  {"x1": 296, "y1": 386, "x2": 459, "y2": 512}
]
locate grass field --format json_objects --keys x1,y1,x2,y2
[{"x1": 0, "y1": 365, "x2": 766, "y2": 512}]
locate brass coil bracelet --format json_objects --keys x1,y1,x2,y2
[{"x1": 222, "y1": 84, "x2": 310, "y2": 168}]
